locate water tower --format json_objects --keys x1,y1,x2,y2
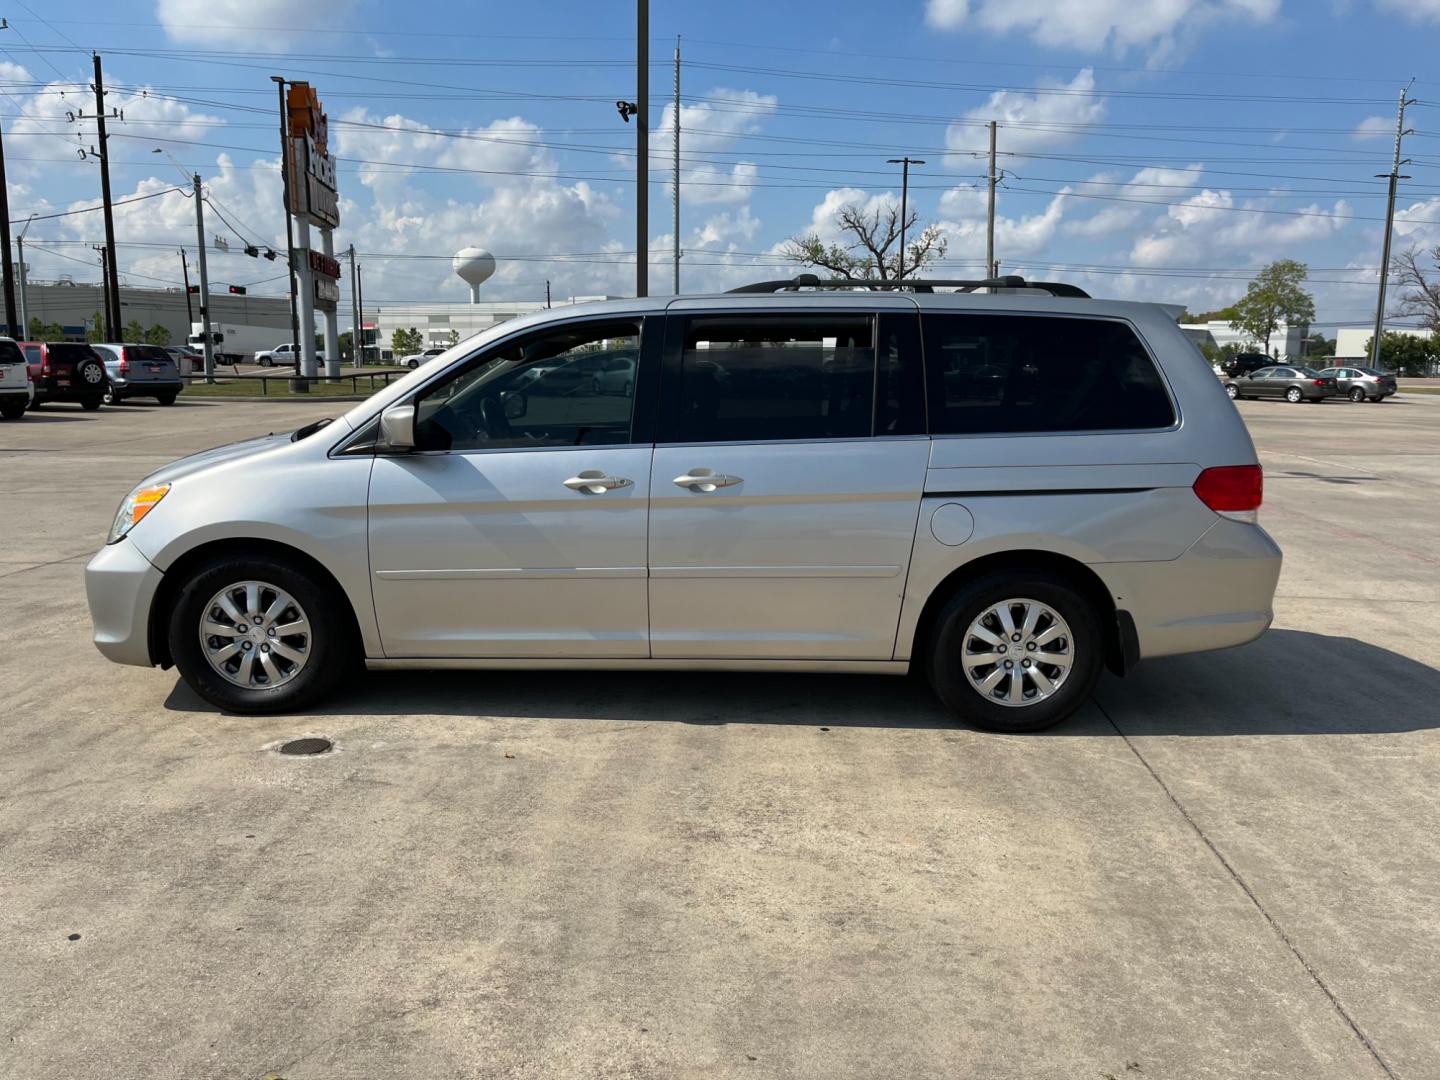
[{"x1": 453, "y1": 246, "x2": 496, "y2": 303}]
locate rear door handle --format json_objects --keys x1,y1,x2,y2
[
  {"x1": 564, "y1": 471, "x2": 632, "y2": 494},
  {"x1": 673, "y1": 469, "x2": 743, "y2": 492}
]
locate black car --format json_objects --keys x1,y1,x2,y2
[
  {"x1": 1225, "y1": 365, "x2": 1338, "y2": 403},
  {"x1": 1221, "y1": 352, "x2": 1272, "y2": 378},
  {"x1": 20, "y1": 341, "x2": 108, "y2": 409}
]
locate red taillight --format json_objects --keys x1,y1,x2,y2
[
  {"x1": 1314, "y1": 379, "x2": 1325, "y2": 386},
  {"x1": 1193, "y1": 465, "x2": 1263, "y2": 515},
  {"x1": 118, "y1": 347, "x2": 129, "y2": 375}
]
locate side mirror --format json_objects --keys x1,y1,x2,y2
[
  {"x1": 379, "y1": 402, "x2": 416, "y2": 451},
  {"x1": 502, "y1": 390, "x2": 528, "y2": 420}
]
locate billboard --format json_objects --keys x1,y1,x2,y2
[{"x1": 286, "y1": 83, "x2": 339, "y2": 229}]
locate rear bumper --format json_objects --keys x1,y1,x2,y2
[
  {"x1": 110, "y1": 378, "x2": 184, "y2": 396},
  {"x1": 1097, "y1": 518, "x2": 1282, "y2": 661},
  {"x1": 86, "y1": 538, "x2": 164, "y2": 667}
]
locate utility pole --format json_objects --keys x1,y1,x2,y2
[
  {"x1": 16, "y1": 215, "x2": 33, "y2": 335},
  {"x1": 94, "y1": 245, "x2": 109, "y2": 337},
  {"x1": 356, "y1": 264, "x2": 365, "y2": 363},
  {"x1": 1370, "y1": 81, "x2": 1416, "y2": 370},
  {"x1": 179, "y1": 249, "x2": 193, "y2": 326},
  {"x1": 635, "y1": 0, "x2": 649, "y2": 298},
  {"x1": 93, "y1": 53, "x2": 122, "y2": 341},
  {"x1": 271, "y1": 76, "x2": 305, "y2": 391},
  {"x1": 192, "y1": 173, "x2": 215, "y2": 382},
  {"x1": 545, "y1": 279, "x2": 551, "y2": 308},
  {"x1": 886, "y1": 156, "x2": 924, "y2": 281},
  {"x1": 348, "y1": 244, "x2": 360, "y2": 369},
  {"x1": 673, "y1": 35, "x2": 681, "y2": 295},
  {"x1": 987, "y1": 120, "x2": 999, "y2": 279},
  {"x1": 0, "y1": 118, "x2": 17, "y2": 336}
]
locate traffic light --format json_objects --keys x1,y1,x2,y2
[
  {"x1": 187, "y1": 285, "x2": 199, "y2": 294},
  {"x1": 228, "y1": 285, "x2": 247, "y2": 295}
]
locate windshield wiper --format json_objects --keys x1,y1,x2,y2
[{"x1": 292, "y1": 417, "x2": 335, "y2": 442}]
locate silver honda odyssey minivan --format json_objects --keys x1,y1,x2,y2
[{"x1": 86, "y1": 276, "x2": 1281, "y2": 731}]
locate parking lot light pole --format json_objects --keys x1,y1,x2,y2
[{"x1": 886, "y1": 157, "x2": 924, "y2": 282}]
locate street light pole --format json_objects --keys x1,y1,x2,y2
[
  {"x1": 886, "y1": 157, "x2": 925, "y2": 281},
  {"x1": 16, "y1": 215, "x2": 33, "y2": 335},
  {"x1": 192, "y1": 173, "x2": 215, "y2": 382},
  {"x1": 635, "y1": 0, "x2": 649, "y2": 298}
]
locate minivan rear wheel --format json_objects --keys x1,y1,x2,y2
[
  {"x1": 927, "y1": 571, "x2": 1104, "y2": 732},
  {"x1": 168, "y1": 554, "x2": 353, "y2": 714}
]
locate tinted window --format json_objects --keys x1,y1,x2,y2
[
  {"x1": 923, "y1": 314, "x2": 1174, "y2": 435},
  {"x1": 49, "y1": 344, "x2": 101, "y2": 365},
  {"x1": 21, "y1": 344, "x2": 40, "y2": 363},
  {"x1": 415, "y1": 320, "x2": 638, "y2": 451},
  {"x1": 0, "y1": 340, "x2": 24, "y2": 364},
  {"x1": 1274, "y1": 368, "x2": 1298, "y2": 378},
  {"x1": 1250, "y1": 368, "x2": 1275, "y2": 379},
  {"x1": 666, "y1": 315, "x2": 874, "y2": 443},
  {"x1": 123, "y1": 345, "x2": 171, "y2": 362}
]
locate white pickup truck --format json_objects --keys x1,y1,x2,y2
[
  {"x1": 0, "y1": 337, "x2": 33, "y2": 419},
  {"x1": 252, "y1": 342, "x2": 299, "y2": 367}
]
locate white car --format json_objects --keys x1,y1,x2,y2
[
  {"x1": 253, "y1": 343, "x2": 298, "y2": 367},
  {"x1": 0, "y1": 336, "x2": 33, "y2": 419},
  {"x1": 401, "y1": 347, "x2": 447, "y2": 369}
]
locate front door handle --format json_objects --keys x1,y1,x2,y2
[
  {"x1": 673, "y1": 469, "x2": 743, "y2": 492},
  {"x1": 564, "y1": 471, "x2": 632, "y2": 494}
]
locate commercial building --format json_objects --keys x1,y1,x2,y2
[
  {"x1": 17, "y1": 281, "x2": 291, "y2": 344},
  {"x1": 1334, "y1": 325, "x2": 1433, "y2": 362},
  {"x1": 1179, "y1": 319, "x2": 1303, "y2": 360}
]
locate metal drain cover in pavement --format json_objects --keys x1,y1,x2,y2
[{"x1": 278, "y1": 737, "x2": 333, "y2": 756}]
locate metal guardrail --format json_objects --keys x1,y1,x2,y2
[{"x1": 180, "y1": 367, "x2": 409, "y2": 395}]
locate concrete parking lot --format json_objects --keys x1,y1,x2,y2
[{"x1": 2, "y1": 393, "x2": 1437, "y2": 1079}]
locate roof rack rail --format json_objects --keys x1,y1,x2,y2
[{"x1": 726, "y1": 273, "x2": 1090, "y2": 299}]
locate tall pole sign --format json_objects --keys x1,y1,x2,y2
[{"x1": 283, "y1": 82, "x2": 341, "y2": 379}]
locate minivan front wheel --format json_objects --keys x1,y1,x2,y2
[
  {"x1": 928, "y1": 571, "x2": 1104, "y2": 732},
  {"x1": 168, "y1": 555, "x2": 352, "y2": 713}
]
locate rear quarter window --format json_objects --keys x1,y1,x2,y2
[
  {"x1": 922, "y1": 313, "x2": 1175, "y2": 435},
  {"x1": 0, "y1": 341, "x2": 24, "y2": 364}
]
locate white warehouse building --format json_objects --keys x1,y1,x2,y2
[{"x1": 1178, "y1": 320, "x2": 1304, "y2": 360}]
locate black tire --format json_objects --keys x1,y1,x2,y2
[
  {"x1": 260, "y1": 356, "x2": 274, "y2": 368},
  {"x1": 81, "y1": 396, "x2": 103, "y2": 411},
  {"x1": 156, "y1": 392, "x2": 178, "y2": 406},
  {"x1": 1349, "y1": 387, "x2": 1366, "y2": 402},
  {"x1": 1285, "y1": 387, "x2": 1304, "y2": 403},
  {"x1": 0, "y1": 399, "x2": 26, "y2": 420},
  {"x1": 927, "y1": 570, "x2": 1104, "y2": 733},
  {"x1": 102, "y1": 383, "x2": 119, "y2": 405},
  {"x1": 167, "y1": 554, "x2": 355, "y2": 714},
  {"x1": 1224, "y1": 383, "x2": 1239, "y2": 399}
]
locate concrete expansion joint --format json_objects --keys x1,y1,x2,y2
[{"x1": 1092, "y1": 696, "x2": 1400, "y2": 1080}]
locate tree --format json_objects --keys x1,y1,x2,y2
[
  {"x1": 85, "y1": 311, "x2": 106, "y2": 344},
  {"x1": 1390, "y1": 245, "x2": 1440, "y2": 332},
  {"x1": 1230, "y1": 260, "x2": 1315, "y2": 356},
  {"x1": 445, "y1": 329, "x2": 460, "y2": 347},
  {"x1": 122, "y1": 319, "x2": 147, "y2": 344},
  {"x1": 1363, "y1": 331, "x2": 1440, "y2": 376},
  {"x1": 1302, "y1": 332, "x2": 1334, "y2": 361},
  {"x1": 781, "y1": 201, "x2": 947, "y2": 282},
  {"x1": 27, "y1": 316, "x2": 64, "y2": 341},
  {"x1": 144, "y1": 324, "x2": 171, "y2": 347},
  {"x1": 1179, "y1": 303, "x2": 1240, "y2": 324},
  {"x1": 391, "y1": 327, "x2": 423, "y2": 356}
]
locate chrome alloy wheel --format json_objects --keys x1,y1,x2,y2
[
  {"x1": 961, "y1": 598, "x2": 1074, "y2": 708},
  {"x1": 199, "y1": 580, "x2": 312, "y2": 689},
  {"x1": 81, "y1": 362, "x2": 105, "y2": 386}
]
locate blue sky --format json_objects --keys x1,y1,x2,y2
[{"x1": 3, "y1": 0, "x2": 1439, "y2": 330}]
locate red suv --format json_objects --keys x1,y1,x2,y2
[{"x1": 21, "y1": 341, "x2": 108, "y2": 410}]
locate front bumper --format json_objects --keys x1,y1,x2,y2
[
  {"x1": 86, "y1": 538, "x2": 164, "y2": 667},
  {"x1": 1097, "y1": 518, "x2": 1283, "y2": 660}
]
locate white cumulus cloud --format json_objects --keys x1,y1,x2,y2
[
  {"x1": 156, "y1": 0, "x2": 360, "y2": 49},
  {"x1": 947, "y1": 69, "x2": 1106, "y2": 159},
  {"x1": 924, "y1": 0, "x2": 1280, "y2": 55}
]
